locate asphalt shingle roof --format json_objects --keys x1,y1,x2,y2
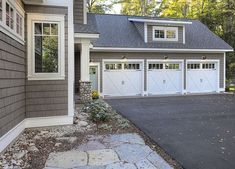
[{"x1": 87, "y1": 13, "x2": 232, "y2": 50}]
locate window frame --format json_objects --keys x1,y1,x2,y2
[
  {"x1": 153, "y1": 26, "x2": 178, "y2": 42},
  {"x1": 0, "y1": 0, "x2": 24, "y2": 44},
  {"x1": 27, "y1": 13, "x2": 65, "y2": 80}
]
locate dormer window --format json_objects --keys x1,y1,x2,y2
[{"x1": 153, "y1": 26, "x2": 178, "y2": 41}]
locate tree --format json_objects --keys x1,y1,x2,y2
[
  {"x1": 87, "y1": 0, "x2": 116, "y2": 13},
  {"x1": 120, "y1": 0, "x2": 160, "y2": 16}
]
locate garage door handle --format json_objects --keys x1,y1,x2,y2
[
  {"x1": 122, "y1": 80, "x2": 125, "y2": 85},
  {"x1": 200, "y1": 79, "x2": 203, "y2": 83},
  {"x1": 163, "y1": 80, "x2": 166, "y2": 84}
]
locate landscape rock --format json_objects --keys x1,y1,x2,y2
[
  {"x1": 13, "y1": 150, "x2": 28, "y2": 159},
  {"x1": 56, "y1": 137, "x2": 77, "y2": 144},
  {"x1": 77, "y1": 121, "x2": 89, "y2": 127},
  {"x1": 28, "y1": 146, "x2": 39, "y2": 152}
]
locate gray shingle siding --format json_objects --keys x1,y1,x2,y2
[
  {"x1": 0, "y1": 32, "x2": 26, "y2": 137},
  {"x1": 133, "y1": 22, "x2": 145, "y2": 40},
  {"x1": 74, "y1": 0, "x2": 84, "y2": 24},
  {"x1": 25, "y1": 5, "x2": 68, "y2": 118}
]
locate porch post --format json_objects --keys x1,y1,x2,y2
[{"x1": 80, "y1": 39, "x2": 92, "y2": 103}]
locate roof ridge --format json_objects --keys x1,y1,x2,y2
[{"x1": 87, "y1": 12, "x2": 197, "y2": 21}]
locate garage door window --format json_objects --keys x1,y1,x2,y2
[
  {"x1": 165, "y1": 63, "x2": 180, "y2": 70},
  {"x1": 148, "y1": 63, "x2": 163, "y2": 70},
  {"x1": 187, "y1": 63, "x2": 200, "y2": 69},
  {"x1": 105, "y1": 63, "x2": 122, "y2": 70},
  {"x1": 202, "y1": 63, "x2": 215, "y2": 69},
  {"x1": 124, "y1": 63, "x2": 140, "y2": 70}
]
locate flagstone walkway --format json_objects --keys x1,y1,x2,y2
[{"x1": 44, "y1": 133, "x2": 173, "y2": 169}]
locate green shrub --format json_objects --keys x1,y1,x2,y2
[{"x1": 86, "y1": 101, "x2": 110, "y2": 123}]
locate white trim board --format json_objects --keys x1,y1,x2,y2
[
  {"x1": 0, "y1": 116, "x2": 73, "y2": 153},
  {"x1": 23, "y1": 0, "x2": 69, "y2": 6},
  {"x1": 91, "y1": 47, "x2": 233, "y2": 53},
  {"x1": 128, "y1": 18, "x2": 193, "y2": 25}
]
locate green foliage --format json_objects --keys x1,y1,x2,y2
[
  {"x1": 87, "y1": 0, "x2": 117, "y2": 13},
  {"x1": 120, "y1": 0, "x2": 159, "y2": 16},
  {"x1": 86, "y1": 101, "x2": 110, "y2": 123}
]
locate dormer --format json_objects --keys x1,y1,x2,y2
[{"x1": 129, "y1": 18, "x2": 192, "y2": 44}]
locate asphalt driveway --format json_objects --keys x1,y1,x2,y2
[{"x1": 106, "y1": 94, "x2": 235, "y2": 169}]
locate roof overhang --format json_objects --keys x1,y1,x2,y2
[
  {"x1": 128, "y1": 18, "x2": 192, "y2": 25},
  {"x1": 75, "y1": 33, "x2": 100, "y2": 39},
  {"x1": 91, "y1": 47, "x2": 233, "y2": 53}
]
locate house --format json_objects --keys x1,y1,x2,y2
[{"x1": 0, "y1": 0, "x2": 233, "y2": 152}]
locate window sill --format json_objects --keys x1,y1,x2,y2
[
  {"x1": 27, "y1": 76, "x2": 65, "y2": 81},
  {"x1": 0, "y1": 22, "x2": 25, "y2": 45}
]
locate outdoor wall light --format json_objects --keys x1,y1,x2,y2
[
  {"x1": 122, "y1": 55, "x2": 127, "y2": 63},
  {"x1": 90, "y1": 59, "x2": 94, "y2": 62},
  {"x1": 202, "y1": 56, "x2": 206, "y2": 60},
  {"x1": 164, "y1": 56, "x2": 168, "y2": 59}
]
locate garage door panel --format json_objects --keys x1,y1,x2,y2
[
  {"x1": 148, "y1": 71, "x2": 166, "y2": 94},
  {"x1": 103, "y1": 71, "x2": 124, "y2": 96},
  {"x1": 165, "y1": 71, "x2": 182, "y2": 94},
  {"x1": 186, "y1": 61, "x2": 218, "y2": 93},
  {"x1": 103, "y1": 61, "x2": 143, "y2": 97},
  {"x1": 147, "y1": 61, "x2": 183, "y2": 95},
  {"x1": 122, "y1": 71, "x2": 142, "y2": 96}
]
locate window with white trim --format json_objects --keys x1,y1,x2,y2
[
  {"x1": 124, "y1": 63, "x2": 140, "y2": 70},
  {"x1": 105, "y1": 63, "x2": 122, "y2": 70},
  {"x1": 27, "y1": 14, "x2": 65, "y2": 80},
  {"x1": 153, "y1": 26, "x2": 178, "y2": 41},
  {"x1": 148, "y1": 63, "x2": 163, "y2": 70},
  {"x1": 6, "y1": 2, "x2": 14, "y2": 29},
  {"x1": 0, "y1": 0, "x2": 25, "y2": 41},
  {"x1": 187, "y1": 63, "x2": 200, "y2": 69},
  {"x1": 16, "y1": 12, "x2": 23, "y2": 36}
]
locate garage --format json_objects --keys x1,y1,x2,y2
[
  {"x1": 186, "y1": 60, "x2": 219, "y2": 93},
  {"x1": 147, "y1": 60, "x2": 183, "y2": 95},
  {"x1": 103, "y1": 60, "x2": 144, "y2": 97}
]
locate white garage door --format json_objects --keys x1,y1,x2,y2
[
  {"x1": 147, "y1": 61, "x2": 183, "y2": 95},
  {"x1": 186, "y1": 61, "x2": 219, "y2": 93},
  {"x1": 103, "y1": 61, "x2": 143, "y2": 96}
]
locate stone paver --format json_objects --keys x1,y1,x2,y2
[
  {"x1": 45, "y1": 151, "x2": 87, "y2": 168},
  {"x1": 88, "y1": 149, "x2": 119, "y2": 166},
  {"x1": 106, "y1": 162, "x2": 137, "y2": 169},
  {"x1": 44, "y1": 133, "x2": 173, "y2": 169},
  {"x1": 135, "y1": 159, "x2": 157, "y2": 169},
  {"x1": 103, "y1": 133, "x2": 145, "y2": 147},
  {"x1": 78, "y1": 140, "x2": 106, "y2": 151},
  {"x1": 114, "y1": 144, "x2": 153, "y2": 163},
  {"x1": 147, "y1": 152, "x2": 173, "y2": 169}
]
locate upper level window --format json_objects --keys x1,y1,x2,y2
[
  {"x1": 6, "y1": 2, "x2": 14, "y2": 29},
  {"x1": 0, "y1": 0, "x2": 24, "y2": 43},
  {"x1": 27, "y1": 14, "x2": 65, "y2": 80},
  {"x1": 153, "y1": 26, "x2": 178, "y2": 41},
  {"x1": 16, "y1": 13, "x2": 23, "y2": 36}
]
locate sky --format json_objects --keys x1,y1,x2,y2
[{"x1": 111, "y1": 3, "x2": 122, "y2": 14}]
